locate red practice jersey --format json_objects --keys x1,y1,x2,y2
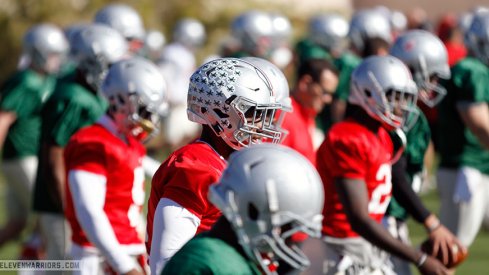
[
  {"x1": 316, "y1": 119, "x2": 394, "y2": 238},
  {"x1": 281, "y1": 98, "x2": 317, "y2": 165},
  {"x1": 145, "y1": 141, "x2": 227, "y2": 255},
  {"x1": 64, "y1": 124, "x2": 147, "y2": 247}
]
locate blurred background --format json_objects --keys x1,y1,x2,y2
[
  {"x1": 0, "y1": 0, "x2": 488, "y2": 274},
  {"x1": 0, "y1": 0, "x2": 349, "y2": 84},
  {"x1": 0, "y1": 0, "x2": 486, "y2": 81}
]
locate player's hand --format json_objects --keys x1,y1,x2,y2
[
  {"x1": 428, "y1": 224, "x2": 467, "y2": 266},
  {"x1": 417, "y1": 255, "x2": 449, "y2": 275},
  {"x1": 124, "y1": 268, "x2": 144, "y2": 275}
]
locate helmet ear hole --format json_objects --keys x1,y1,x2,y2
[
  {"x1": 213, "y1": 108, "x2": 230, "y2": 118},
  {"x1": 364, "y1": 89, "x2": 372, "y2": 98},
  {"x1": 248, "y1": 203, "x2": 259, "y2": 221},
  {"x1": 211, "y1": 123, "x2": 224, "y2": 134}
]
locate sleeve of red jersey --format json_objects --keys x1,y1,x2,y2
[
  {"x1": 323, "y1": 136, "x2": 367, "y2": 179},
  {"x1": 158, "y1": 161, "x2": 220, "y2": 220},
  {"x1": 65, "y1": 141, "x2": 107, "y2": 177}
]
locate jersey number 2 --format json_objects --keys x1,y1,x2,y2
[{"x1": 368, "y1": 163, "x2": 392, "y2": 215}]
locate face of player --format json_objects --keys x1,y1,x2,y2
[
  {"x1": 110, "y1": 100, "x2": 157, "y2": 141},
  {"x1": 385, "y1": 89, "x2": 416, "y2": 130},
  {"x1": 242, "y1": 106, "x2": 277, "y2": 145},
  {"x1": 305, "y1": 69, "x2": 339, "y2": 115},
  {"x1": 44, "y1": 52, "x2": 66, "y2": 74},
  {"x1": 418, "y1": 75, "x2": 441, "y2": 105},
  {"x1": 252, "y1": 36, "x2": 273, "y2": 59},
  {"x1": 128, "y1": 38, "x2": 144, "y2": 55}
]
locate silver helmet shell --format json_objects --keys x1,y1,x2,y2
[
  {"x1": 349, "y1": 55, "x2": 418, "y2": 130},
  {"x1": 348, "y1": 9, "x2": 392, "y2": 54},
  {"x1": 464, "y1": 11, "x2": 489, "y2": 66},
  {"x1": 71, "y1": 24, "x2": 128, "y2": 91},
  {"x1": 390, "y1": 30, "x2": 450, "y2": 107},
  {"x1": 308, "y1": 13, "x2": 349, "y2": 53},
  {"x1": 173, "y1": 18, "x2": 206, "y2": 49},
  {"x1": 231, "y1": 10, "x2": 274, "y2": 56},
  {"x1": 94, "y1": 3, "x2": 145, "y2": 41},
  {"x1": 22, "y1": 23, "x2": 69, "y2": 73},
  {"x1": 209, "y1": 143, "x2": 324, "y2": 272},
  {"x1": 187, "y1": 58, "x2": 283, "y2": 150},
  {"x1": 102, "y1": 57, "x2": 167, "y2": 139}
]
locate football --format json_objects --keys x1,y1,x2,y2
[{"x1": 420, "y1": 239, "x2": 468, "y2": 268}]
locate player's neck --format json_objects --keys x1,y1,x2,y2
[
  {"x1": 346, "y1": 104, "x2": 383, "y2": 131},
  {"x1": 208, "y1": 217, "x2": 247, "y2": 256},
  {"x1": 199, "y1": 126, "x2": 234, "y2": 159}
]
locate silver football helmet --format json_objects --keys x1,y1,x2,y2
[
  {"x1": 308, "y1": 13, "x2": 349, "y2": 54},
  {"x1": 172, "y1": 18, "x2": 206, "y2": 49},
  {"x1": 231, "y1": 10, "x2": 274, "y2": 56},
  {"x1": 241, "y1": 57, "x2": 290, "y2": 110},
  {"x1": 22, "y1": 23, "x2": 69, "y2": 74},
  {"x1": 270, "y1": 13, "x2": 292, "y2": 46},
  {"x1": 390, "y1": 30, "x2": 450, "y2": 107},
  {"x1": 390, "y1": 10, "x2": 408, "y2": 33},
  {"x1": 464, "y1": 11, "x2": 489, "y2": 66},
  {"x1": 241, "y1": 57, "x2": 291, "y2": 139},
  {"x1": 94, "y1": 3, "x2": 145, "y2": 44},
  {"x1": 101, "y1": 57, "x2": 167, "y2": 140},
  {"x1": 349, "y1": 56, "x2": 418, "y2": 130},
  {"x1": 187, "y1": 58, "x2": 283, "y2": 150},
  {"x1": 142, "y1": 29, "x2": 166, "y2": 61},
  {"x1": 209, "y1": 143, "x2": 324, "y2": 274},
  {"x1": 348, "y1": 9, "x2": 392, "y2": 54},
  {"x1": 71, "y1": 24, "x2": 128, "y2": 91}
]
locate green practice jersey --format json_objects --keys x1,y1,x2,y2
[
  {"x1": 40, "y1": 75, "x2": 107, "y2": 147},
  {"x1": 33, "y1": 74, "x2": 107, "y2": 213},
  {"x1": 294, "y1": 38, "x2": 332, "y2": 65},
  {"x1": 0, "y1": 69, "x2": 55, "y2": 160},
  {"x1": 387, "y1": 110, "x2": 431, "y2": 220},
  {"x1": 438, "y1": 57, "x2": 489, "y2": 174},
  {"x1": 333, "y1": 52, "x2": 361, "y2": 101},
  {"x1": 163, "y1": 233, "x2": 261, "y2": 275}
]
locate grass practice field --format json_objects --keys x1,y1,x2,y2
[{"x1": 0, "y1": 175, "x2": 487, "y2": 274}]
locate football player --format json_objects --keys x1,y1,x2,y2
[
  {"x1": 228, "y1": 10, "x2": 275, "y2": 59},
  {"x1": 242, "y1": 57, "x2": 339, "y2": 166},
  {"x1": 64, "y1": 57, "x2": 166, "y2": 275},
  {"x1": 94, "y1": 3, "x2": 145, "y2": 54},
  {"x1": 437, "y1": 10, "x2": 489, "y2": 256},
  {"x1": 296, "y1": 13, "x2": 355, "y2": 133},
  {"x1": 240, "y1": 56, "x2": 291, "y2": 138},
  {"x1": 32, "y1": 24, "x2": 128, "y2": 261},
  {"x1": 141, "y1": 30, "x2": 166, "y2": 62},
  {"x1": 316, "y1": 56, "x2": 447, "y2": 274},
  {"x1": 331, "y1": 9, "x2": 392, "y2": 124},
  {"x1": 157, "y1": 18, "x2": 206, "y2": 151},
  {"x1": 281, "y1": 58, "x2": 339, "y2": 165},
  {"x1": 268, "y1": 12, "x2": 293, "y2": 70},
  {"x1": 163, "y1": 144, "x2": 324, "y2": 275},
  {"x1": 0, "y1": 23, "x2": 68, "y2": 252},
  {"x1": 387, "y1": 29, "x2": 466, "y2": 274},
  {"x1": 146, "y1": 57, "x2": 284, "y2": 274}
]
